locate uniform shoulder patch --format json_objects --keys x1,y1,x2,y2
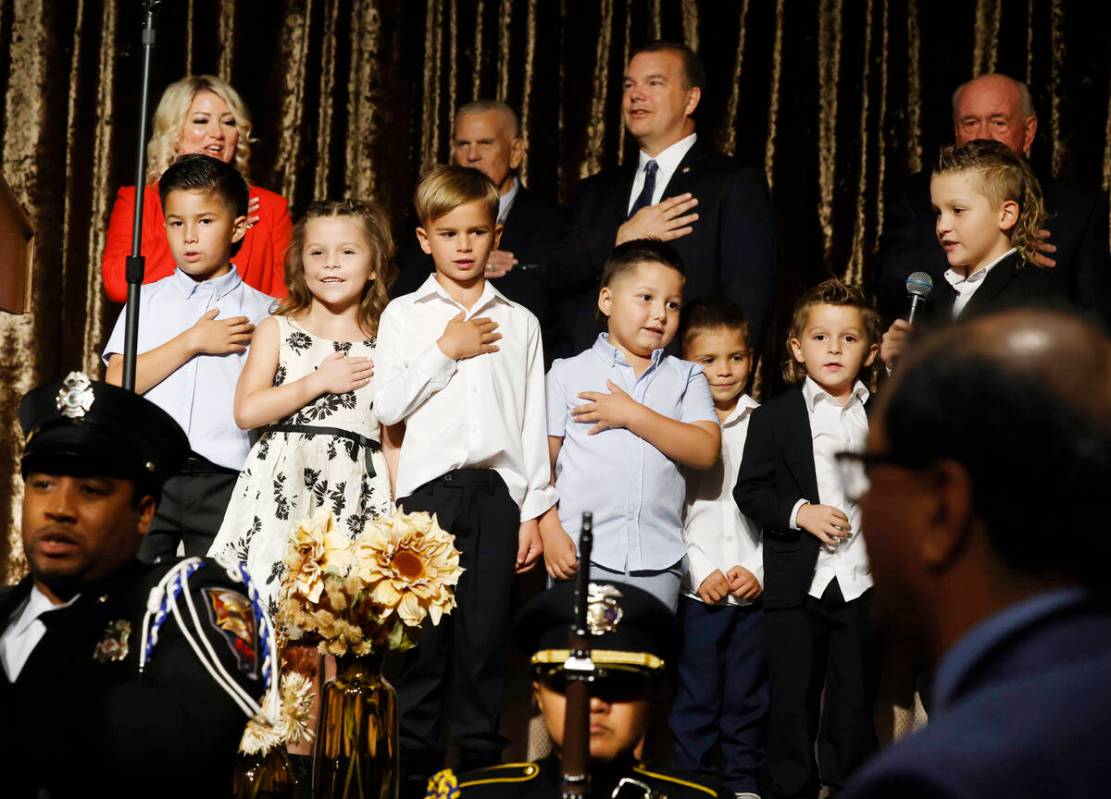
[
  {"x1": 201, "y1": 586, "x2": 258, "y2": 676},
  {"x1": 425, "y1": 769, "x2": 460, "y2": 798}
]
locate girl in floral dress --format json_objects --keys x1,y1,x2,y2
[{"x1": 211, "y1": 199, "x2": 401, "y2": 618}]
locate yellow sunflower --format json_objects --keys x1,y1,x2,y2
[
  {"x1": 353, "y1": 510, "x2": 463, "y2": 628},
  {"x1": 283, "y1": 510, "x2": 352, "y2": 603}
]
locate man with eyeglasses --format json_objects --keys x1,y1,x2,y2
[
  {"x1": 423, "y1": 580, "x2": 730, "y2": 798},
  {"x1": 836, "y1": 308, "x2": 1111, "y2": 799}
]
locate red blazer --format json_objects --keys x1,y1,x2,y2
[{"x1": 101, "y1": 182, "x2": 292, "y2": 302}]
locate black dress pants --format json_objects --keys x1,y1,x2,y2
[
  {"x1": 395, "y1": 469, "x2": 520, "y2": 788},
  {"x1": 139, "y1": 464, "x2": 237, "y2": 563},
  {"x1": 763, "y1": 581, "x2": 882, "y2": 799}
]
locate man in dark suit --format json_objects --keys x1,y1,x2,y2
[
  {"x1": 0, "y1": 373, "x2": 266, "y2": 796},
  {"x1": 875, "y1": 72, "x2": 1110, "y2": 327},
  {"x1": 546, "y1": 41, "x2": 776, "y2": 361},
  {"x1": 841, "y1": 308, "x2": 1111, "y2": 799},
  {"x1": 393, "y1": 100, "x2": 564, "y2": 353}
]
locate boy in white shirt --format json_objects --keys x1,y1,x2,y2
[
  {"x1": 669, "y1": 299, "x2": 768, "y2": 799},
  {"x1": 373, "y1": 165, "x2": 555, "y2": 793}
]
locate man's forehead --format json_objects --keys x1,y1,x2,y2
[
  {"x1": 625, "y1": 50, "x2": 683, "y2": 78},
  {"x1": 956, "y1": 80, "x2": 1020, "y2": 117},
  {"x1": 455, "y1": 110, "x2": 512, "y2": 139}
]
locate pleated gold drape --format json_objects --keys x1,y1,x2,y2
[{"x1": 2, "y1": 0, "x2": 1109, "y2": 582}]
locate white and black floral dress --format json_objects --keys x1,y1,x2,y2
[{"x1": 210, "y1": 315, "x2": 392, "y2": 616}]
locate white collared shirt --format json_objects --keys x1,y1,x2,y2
[
  {"x1": 0, "y1": 587, "x2": 80, "y2": 681},
  {"x1": 788, "y1": 377, "x2": 873, "y2": 602},
  {"x1": 103, "y1": 266, "x2": 274, "y2": 469},
  {"x1": 626, "y1": 132, "x2": 698, "y2": 214},
  {"x1": 945, "y1": 247, "x2": 1015, "y2": 318},
  {"x1": 682, "y1": 394, "x2": 763, "y2": 606},
  {"x1": 374, "y1": 274, "x2": 556, "y2": 520},
  {"x1": 497, "y1": 176, "x2": 520, "y2": 224}
]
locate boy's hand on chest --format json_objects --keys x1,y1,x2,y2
[{"x1": 572, "y1": 380, "x2": 641, "y2": 434}]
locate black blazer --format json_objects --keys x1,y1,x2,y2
[
  {"x1": 546, "y1": 139, "x2": 777, "y2": 360},
  {"x1": 733, "y1": 385, "x2": 822, "y2": 610},
  {"x1": 875, "y1": 170, "x2": 1110, "y2": 327},
  {"x1": 392, "y1": 184, "x2": 564, "y2": 316},
  {"x1": 919, "y1": 250, "x2": 1064, "y2": 326}
]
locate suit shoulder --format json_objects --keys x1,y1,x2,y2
[
  {"x1": 426, "y1": 763, "x2": 546, "y2": 797},
  {"x1": 631, "y1": 764, "x2": 731, "y2": 798},
  {"x1": 757, "y1": 385, "x2": 805, "y2": 415}
]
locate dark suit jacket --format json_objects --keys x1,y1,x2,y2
[
  {"x1": 842, "y1": 590, "x2": 1111, "y2": 799},
  {"x1": 0, "y1": 559, "x2": 261, "y2": 796},
  {"x1": 392, "y1": 184, "x2": 565, "y2": 360},
  {"x1": 546, "y1": 139, "x2": 777, "y2": 360},
  {"x1": 919, "y1": 250, "x2": 1064, "y2": 325},
  {"x1": 874, "y1": 170, "x2": 1110, "y2": 326},
  {"x1": 733, "y1": 385, "x2": 822, "y2": 610}
]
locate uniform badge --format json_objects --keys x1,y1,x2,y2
[
  {"x1": 56, "y1": 372, "x2": 94, "y2": 419},
  {"x1": 586, "y1": 583, "x2": 624, "y2": 635},
  {"x1": 93, "y1": 619, "x2": 131, "y2": 663},
  {"x1": 202, "y1": 587, "x2": 258, "y2": 676}
]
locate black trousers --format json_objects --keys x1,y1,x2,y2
[
  {"x1": 139, "y1": 466, "x2": 237, "y2": 563},
  {"x1": 763, "y1": 581, "x2": 882, "y2": 799},
  {"x1": 395, "y1": 469, "x2": 519, "y2": 784}
]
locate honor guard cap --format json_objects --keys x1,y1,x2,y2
[
  {"x1": 18, "y1": 372, "x2": 190, "y2": 499},
  {"x1": 513, "y1": 580, "x2": 679, "y2": 675}
]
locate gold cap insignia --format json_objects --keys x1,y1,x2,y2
[
  {"x1": 93, "y1": 619, "x2": 131, "y2": 663},
  {"x1": 586, "y1": 583, "x2": 624, "y2": 635},
  {"x1": 56, "y1": 372, "x2": 94, "y2": 419}
]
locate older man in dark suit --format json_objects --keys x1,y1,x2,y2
[
  {"x1": 393, "y1": 100, "x2": 564, "y2": 356},
  {"x1": 875, "y1": 73, "x2": 1110, "y2": 327},
  {"x1": 841, "y1": 308, "x2": 1111, "y2": 799},
  {"x1": 546, "y1": 41, "x2": 776, "y2": 361}
]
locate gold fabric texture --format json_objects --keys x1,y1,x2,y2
[{"x1": 2, "y1": 1, "x2": 1110, "y2": 581}]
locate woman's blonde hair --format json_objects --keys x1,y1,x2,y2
[
  {"x1": 933, "y1": 139, "x2": 1047, "y2": 264},
  {"x1": 145, "y1": 75, "x2": 255, "y2": 182},
  {"x1": 783, "y1": 278, "x2": 881, "y2": 386},
  {"x1": 277, "y1": 200, "x2": 398, "y2": 338}
]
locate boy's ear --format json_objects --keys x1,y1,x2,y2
[
  {"x1": 598, "y1": 286, "x2": 613, "y2": 318},
  {"x1": 415, "y1": 226, "x2": 432, "y2": 255},
  {"x1": 231, "y1": 215, "x2": 248, "y2": 244},
  {"x1": 864, "y1": 342, "x2": 879, "y2": 368},
  {"x1": 997, "y1": 199, "x2": 1020, "y2": 234},
  {"x1": 788, "y1": 336, "x2": 805, "y2": 363},
  {"x1": 493, "y1": 223, "x2": 504, "y2": 250}
]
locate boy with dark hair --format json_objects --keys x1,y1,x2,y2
[
  {"x1": 541, "y1": 238, "x2": 720, "y2": 612},
  {"x1": 670, "y1": 297, "x2": 768, "y2": 799},
  {"x1": 374, "y1": 164, "x2": 555, "y2": 793},
  {"x1": 735, "y1": 278, "x2": 883, "y2": 799},
  {"x1": 104, "y1": 153, "x2": 273, "y2": 561}
]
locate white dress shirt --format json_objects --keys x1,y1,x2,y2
[
  {"x1": 374, "y1": 274, "x2": 556, "y2": 521},
  {"x1": 945, "y1": 247, "x2": 1015, "y2": 318},
  {"x1": 0, "y1": 587, "x2": 79, "y2": 681},
  {"x1": 682, "y1": 394, "x2": 763, "y2": 606},
  {"x1": 626, "y1": 132, "x2": 698, "y2": 214},
  {"x1": 788, "y1": 377, "x2": 873, "y2": 602},
  {"x1": 102, "y1": 266, "x2": 274, "y2": 469},
  {"x1": 497, "y1": 176, "x2": 520, "y2": 224}
]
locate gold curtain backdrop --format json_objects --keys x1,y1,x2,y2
[{"x1": 2, "y1": 0, "x2": 1109, "y2": 582}]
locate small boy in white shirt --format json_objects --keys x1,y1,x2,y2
[{"x1": 669, "y1": 298, "x2": 768, "y2": 799}]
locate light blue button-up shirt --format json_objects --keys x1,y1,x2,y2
[
  {"x1": 547, "y1": 333, "x2": 718, "y2": 572},
  {"x1": 103, "y1": 266, "x2": 274, "y2": 470}
]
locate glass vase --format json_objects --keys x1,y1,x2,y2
[
  {"x1": 312, "y1": 652, "x2": 399, "y2": 799},
  {"x1": 232, "y1": 747, "x2": 295, "y2": 798}
]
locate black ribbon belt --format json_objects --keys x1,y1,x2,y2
[{"x1": 268, "y1": 424, "x2": 381, "y2": 478}]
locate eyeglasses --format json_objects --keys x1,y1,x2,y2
[{"x1": 834, "y1": 450, "x2": 934, "y2": 502}]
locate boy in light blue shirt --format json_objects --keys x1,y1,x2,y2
[
  {"x1": 539, "y1": 239, "x2": 720, "y2": 611},
  {"x1": 104, "y1": 154, "x2": 272, "y2": 561}
]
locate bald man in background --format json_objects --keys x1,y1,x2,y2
[
  {"x1": 840, "y1": 308, "x2": 1111, "y2": 798},
  {"x1": 874, "y1": 73, "x2": 1110, "y2": 327}
]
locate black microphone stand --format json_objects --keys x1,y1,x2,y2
[{"x1": 122, "y1": 0, "x2": 164, "y2": 392}]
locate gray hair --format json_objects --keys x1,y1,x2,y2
[
  {"x1": 454, "y1": 100, "x2": 521, "y2": 138},
  {"x1": 951, "y1": 74, "x2": 1036, "y2": 119}
]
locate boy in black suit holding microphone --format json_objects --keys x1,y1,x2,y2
[{"x1": 734, "y1": 279, "x2": 883, "y2": 799}]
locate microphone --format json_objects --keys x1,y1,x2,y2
[{"x1": 905, "y1": 272, "x2": 933, "y2": 325}]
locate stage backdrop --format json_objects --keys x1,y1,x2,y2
[{"x1": 1, "y1": 0, "x2": 1109, "y2": 582}]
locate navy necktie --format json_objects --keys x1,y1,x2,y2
[{"x1": 627, "y1": 160, "x2": 658, "y2": 219}]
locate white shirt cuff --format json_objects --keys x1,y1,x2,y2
[
  {"x1": 418, "y1": 341, "x2": 458, "y2": 387},
  {"x1": 790, "y1": 498, "x2": 809, "y2": 530}
]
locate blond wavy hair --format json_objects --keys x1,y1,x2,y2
[
  {"x1": 277, "y1": 200, "x2": 398, "y2": 338},
  {"x1": 145, "y1": 75, "x2": 255, "y2": 183},
  {"x1": 933, "y1": 140, "x2": 1047, "y2": 264},
  {"x1": 414, "y1": 165, "x2": 499, "y2": 225}
]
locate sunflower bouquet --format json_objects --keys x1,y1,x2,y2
[{"x1": 278, "y1": 507, "x2": 464, "y2": 656}]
